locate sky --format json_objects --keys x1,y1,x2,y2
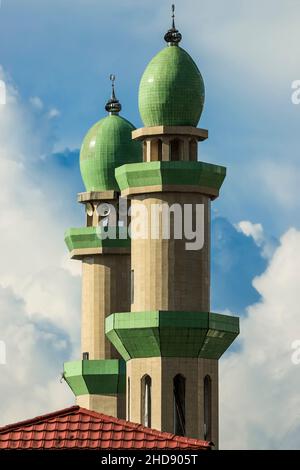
[{"x1": 0, "y1": 0, "x2": 300, "y2": 449}]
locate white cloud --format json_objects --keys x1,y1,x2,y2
[
  {"x1": 61, "y1": 253, "x2": 82, "y2": 277},
  {"x1": 256, "y1": 160, "x2": 300, "y2": 209},
  {"x1": 0, "y1": 67, "x2": 80, "y2": 424},
  {"x1": 0, "y1": 79, "x2": 6, "y2": 105},
  {"x1": 237, "y1": 221, "x2": 264, "y2": 245},
  {"x1": 220, "y1": 228, "x2": 300, "y2": 449},
  {"x1": 0, "y1": 285, "x2": 73, "y2": 425},
  {"x1": 29, "y1": 97, "x2": 60, "y2": 120},
  {"x1": 48, "y1": 107, "x2": 60, "y2": 119},
  {"x1": 236, "y1": 220, "x2": 277, "y2": 259},
  {"x1": 29, "y1": 96, "x2": 44, "y2": 111}
]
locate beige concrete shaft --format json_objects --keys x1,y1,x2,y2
[
  {"x1": 81, "y1": 254, "x2": 131, "y2": 359},
  {"x1": 130, "y1": 192, "x2": 210, "y2": 313},
  {"x1": 77, "y1": 393, "x2": 126, "y2": 420}
]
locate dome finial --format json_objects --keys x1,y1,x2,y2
[
  {"x1": 105, "y1": 74, "x2": 122, "y2": 115},
  {"x1": 164, "y1": 4, "x2": 182, "y2": 46},
  {"x1": 172, "y1": 3, "x2": 175, "y2": 28}
]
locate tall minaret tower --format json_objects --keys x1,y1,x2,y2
[
  {"x1": 106, "y1": 8, "x2": 239, "y2": 447},
  {"x1": 63, "y1": 77, "x2": 142, "y2": 418}
]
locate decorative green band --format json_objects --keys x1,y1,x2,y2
[
  {"x1": 105, "y1": 311, "x2": 239, "y2": 361},
  {"x1": 115, "y1": 161, "x2": 226, "y2": 195},
  {"x1": 64, "y1": 227, "x2": 130, "y2": 252},
  {"x1": 63, "y1": 359, "x2": 126, "y2": 396}
]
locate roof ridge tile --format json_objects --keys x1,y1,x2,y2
[{"x1": 0, "y1": 406, "x2": 211, "y2": 450}]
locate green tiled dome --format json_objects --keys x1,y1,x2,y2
[
  {"x1": 139, "y1": 46, "x2": 205, "y2": 127},
  {"x1": 80, "y1": 115, "x2": 142, "y2": 191}
]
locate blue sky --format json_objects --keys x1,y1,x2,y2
[
  {"x1": 0, "y1": 0, "x2": 300, "y2": 449},
  {"x1": 1, "y1": 0, "x2": 300, "y2": 236}
]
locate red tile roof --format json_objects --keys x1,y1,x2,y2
[{"x1": 0, "y1": 406, "x2": 212, "y2": 450}]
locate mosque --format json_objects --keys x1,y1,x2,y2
[{"x1": 0, "y1": 7, "x2": 239, "y2": 451}]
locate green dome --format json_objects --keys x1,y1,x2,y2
[
  {"x1": 80, "y1": 115, "x2": 142, "y2": 191},
  {"x1": 139, "y1": 46, "x2": 205, "y2": 127}
]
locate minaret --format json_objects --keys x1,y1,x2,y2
[
  {"x1": 63, "y1": 77, "x2": 142, "y2": 418},
  {"x1": 106, "y1": 8, "x2": 239, "y2": 446}
]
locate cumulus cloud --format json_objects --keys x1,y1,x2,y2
[
  {"x1": 0, "y1": 285, "x2": 72, "y2": 425},
  {"x1": 220, "y1": 228, "x2": 300, "y2": 449},
  {"x1": 237, "y1": 221, "x2": 264, "y2": 244},
  {"x1": 29, "y1": 96, "x2": 44, "y2": 111},
  {"x1": 0, "y1": 67, "x2": 80, "y2": 425},
  {"x1": 0, "y1": 79, "x2": 6, "y2": 105},
  {"x1": 29, "y1": 97, "x2": 60, "y2": 120},
  {"x1": 236, "y1": 220, "x2": 278, "y2": 259},
  {"x1": 48, "y1": 107, "x2": 60, "y2": 119}
]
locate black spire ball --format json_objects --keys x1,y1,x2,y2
[{"x1": 105, "y1": 74, "x2": 122, "y2": 115}]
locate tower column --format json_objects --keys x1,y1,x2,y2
[
  {"x1": 81, "y1": 254, "x2": 130, "y2": 359},
  {"x1": 106, "y1": 126, "x2": 239, "y2": 448},
  {"x1": 62, "y1": 77, "x2": 142, "y2": 419},
  {"x1": 64, "y1": 192, "x2": 131, "y2": 419}
]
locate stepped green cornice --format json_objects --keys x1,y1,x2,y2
[
  {"x1": 105, "y1": 311, "x2": 239, "y2": 361},
  {"x1": 115, "y1": 161, "x2": 226, "y2": 196},
  {"x1": 63, "y1": 359, "x2": 126, "y2": 396},
  {"x1": 64, "y1": 227, "x2": 130, "y2": 252}
]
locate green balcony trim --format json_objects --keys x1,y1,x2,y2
[
  {"x1": 105, "y1": 311, "x2": 239, "y2": 361},
  {"x1": 64, "y1": 227, "x2": 130, "y2": 252},
  {"x1": 63, "y1": 359, "x2": 126, "y2": 396},
  {"x1": 115, "y1": 161, "x2": 226, "y2": 194}
]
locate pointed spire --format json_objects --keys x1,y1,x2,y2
[
  {"x1": 164, "y1": 4, "x2": 182, "y2": 46},
  {"x1": 172, "y1": 3, "x2": 175, "y2": 29},
  {"x1": 111, "y1": 74, "x2": 116, "y2": 100},
  {"x1": 105, "y1": 74, "x2": 122, "y2": 115}
]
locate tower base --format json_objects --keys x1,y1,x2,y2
[
  {"x1": 76, "y1": 393, "x2": 126, "y2": 419},
  {"x1": 63, "y1": 359, "x2": 126, "y2": 419},
  {"x1": 127, "y1": 357, "x2": 218, "y2": 447}
]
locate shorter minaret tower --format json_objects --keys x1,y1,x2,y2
[
  {"x1": 106, "y1": 7, "x2": 239, "y2": 447},
  {"x1": 63, "y1": 77, "x2": 142, "y2": 418}
]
